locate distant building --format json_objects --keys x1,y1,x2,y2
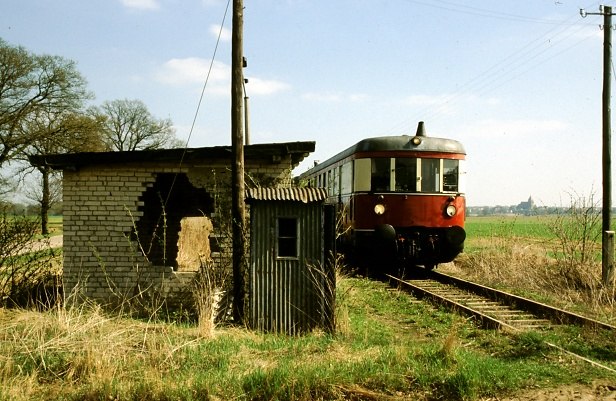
[{"x1": 516, "y1": 196, "x2": 535, "y2": 214}]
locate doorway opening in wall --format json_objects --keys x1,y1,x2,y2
[{"x1": 133, "y1": 173, "x2": 214, "y2": 271}]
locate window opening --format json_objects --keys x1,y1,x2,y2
[
  {"x1": 371, "y1": 158, "x2": 391, "y2": 192},
  {"x1": 420, "y1": 158, "x2": 440, "y2": 193},
  {"x1": 443, "y1": 159, "x2": 459, "y2": 192},
  {"x1": 394, "y1": 158, "x2": 417, "y2": 192},
  {"x1": 134, "y1": 173, "x2": 214, "y2": 269},
  {"x1": 353, "y1": 158, "x2": 371, "y2": 192},
  {"x1": 328, "y1": 168, "x2": 339, "y2": 197},
  {"x1": 340, "y1": 161, "x2": 353, "y2": 195},
  {"x1": 277, "y1": 217, "x2": 298, "y2": 258}
]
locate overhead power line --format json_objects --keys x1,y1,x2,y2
[
  {"x1": 402, "y1": 0, "x2": 592, "y2": 25},
  {"x1": 163, "y1": 0, "x2": 231, "y2": 207},
  {"x1": 183, "y1": 0, "x2": 232, "y2": 149},
  {"x1": 384, "y1": 1, "x2": 604, "y2": 136}
]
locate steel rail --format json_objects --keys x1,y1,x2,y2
[
  {"x1": 387, "y1": 274, "x2": 519, "y2": 331},
  {"x1": 387, "y1": 274, "x2": 549, "y2": 331},
  {"x1": 386, "y1": 271, "x2": 616, "y2": 374},
  {"x1": 425, "y1": 270, "x2": 616, "y2": 332}
]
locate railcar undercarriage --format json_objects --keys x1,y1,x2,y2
[{"x1": 350, "y1": 224, "x2": 466, "y2": 274}]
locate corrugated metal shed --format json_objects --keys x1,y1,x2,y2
[
  {"x1": 246, "y1": 187, "x2": 328, "y2": 203},
  {"x1": 247, "y1": 187, "x2": 335, "y2": 335}
]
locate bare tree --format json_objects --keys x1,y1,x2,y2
[
  {"x1": 21, "y1": 110, "x2": 105, "y2": 234},
  {"x1": 0, "y1": 38, "x2": 99, "y2": 234},
  {"x1": 0, "y1": 38, "x2": 91, "y2": 169},
  {"x1": 91, "y1": 99, "x2": 182, "y2": 151}
]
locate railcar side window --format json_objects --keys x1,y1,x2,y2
[
  {"x1": 395, "y1": 158, "x2": 417, "y2": 192},
  {"x1": 420, "y1": 159, "x2": 440, "y2": 193},
  {"x1": 340, "y1": 162, "x2": 353, "y2": 194},
  {"x1": 371, "y1": 158, "x2": 391, "y2": 192},
  {"x1": 277, "y1": 217, "x2": 298, "y2": 258},
  {"x1": 443, "y1": 159, "x2": 459, "y2": 192},
  {"x1": 331, "y1": 166, "x2": 340, "y2": 196},
  {"x1": 354, "y1": 158, "x2": 371, "y2": 191},
  {"x1": 457, "y1": 159, "x2": 466, "y2": 193}
]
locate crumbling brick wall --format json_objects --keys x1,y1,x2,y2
[{"x1": 60, "y1": 156, "x2": 294, "y2": 311}]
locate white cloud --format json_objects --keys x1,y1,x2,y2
[
  {"x1": 155, "y1": 57, "x2": 229, "y2": 92},
  {"x1": 119, "y1": 0, "x2": 160, "y2": 11},
  {"x1": 245, "y1": 77, "x2": 291, "y2": 95},
  {"x1": 301, "y1": 91, "x2": 369, "y2": 103},
  {"x1": 159, "y1": 58, "x2": 228, "y2": 85},
  {"x1": 154, "y1": 58, "x2": 291, "y2": 96},
  {"x1": 209, "y1": 24, "x2": 231, "y2": 42}
]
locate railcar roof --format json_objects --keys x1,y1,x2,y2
[{"x1": 301, "y1": 135, "x2": 465, "y2": 176}]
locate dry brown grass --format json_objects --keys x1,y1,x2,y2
[
  {"x1": 443, "y1": 235, "x2": 616, "y2": 324},
  {"x1": 176, "y1": 216, "x2": 213, "y2": 272},
  {"x1": 193, "y1": 258, "x2": 226, "y2": 338},
  {"x1": 0, "y1": 302, "x2": 202, "y2": 400}
]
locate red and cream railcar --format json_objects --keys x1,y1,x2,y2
[{"x1": 300, "y1": 122, "x2": 466, "y2": 272}]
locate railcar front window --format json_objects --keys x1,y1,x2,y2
[
  {"x1": 443, "y1": 159, "x2": 459, "y2": 192},
  {"x1": 395, "y1": 158, "x2": 417, "y2": 192},
  {"x1": 421, "y1": 159, "x2": 440, "y2": 193},
  {"x1": 371, "y1": 158, "x2": 391, "y2": 192}
]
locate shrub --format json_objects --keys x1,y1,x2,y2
[{"x1": 0, "y1": 206, "x2": 60, "y2": 308}]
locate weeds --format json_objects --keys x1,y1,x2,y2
[
  {"x1": 1, "y1": 272, "x2": 613, "y2": 401},
  {"x1": 547, "y1": 193, "x2": 603, "y2": 291},
  {"x1": 453, "y1": 193, "x2": 615, "y2": 323},
  {"x1": 192, "y1": 257, "x2": 230, "y2": 337},
  {"x1": 0, "y1": 206, "x2": 60, "y2": 309}
]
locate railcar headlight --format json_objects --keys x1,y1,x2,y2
[
  {"x1": 445, "y1": 204, "x2": 457, "y2": 217},
  {"x1": 374, "y1": 203, "x2": 386, "y2": 215}
]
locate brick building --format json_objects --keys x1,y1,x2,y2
[{"x1": 31, "y1": 142, "x2": 314, "y2": 310}]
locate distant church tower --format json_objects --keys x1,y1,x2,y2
[{"x1": 516, "y1": 196, "x2": 535, "y2": 214}]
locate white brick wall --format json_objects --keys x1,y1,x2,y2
[{"x1": 62, "y1": 158, "x2": 294, "y2": 310}]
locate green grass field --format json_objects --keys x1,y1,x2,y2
[
  {"x1": 0, "y1": 275, "x2": 613, "y2": 401},
  {"x1": 47, "y1": 215, "x2": 62, "y2": 235},
  {"x1": 0, "y1": 213, "x2": 614, "y2": 400},
  {"x1": 465, "y1": 215, "x2": 557, "y2": 240},
  {"x1": 20, "y1": 213, "x2": 610, "y2": 242}
]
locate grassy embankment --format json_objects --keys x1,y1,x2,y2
[
  {"x1": 451, "y1": 215, "x2": 614, "y2": 323},
  {"x1": 0, "y1": 214, "x2": 613, "y2": 400},
  {"x1": 1, "y1": 275, "x2": 614, "y2": 401}
]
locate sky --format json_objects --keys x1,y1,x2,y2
[{"x1": 1, "y1": 0, "x2": 615, "y2": 206}]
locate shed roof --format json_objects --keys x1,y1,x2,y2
[
  {"x1": 29, "y1": 141, "x2": 315, "y2": 170},
  {"x1": 246, "y1": 187, "x2": 328, "y2": 203}
]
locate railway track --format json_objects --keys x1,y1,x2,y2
[
  {"x1": 388, "y1": 270, "x2": 615, "y2": 332},
  {"x1": 388, "y1": 270, "x2": 616, "y2": 373}
]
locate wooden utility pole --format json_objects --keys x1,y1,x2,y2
[
  {"x1": 602, "y1": 6, "x2": 615, "y2": 287},
  {"x1": 231, "y1": 0, "x2": 246, "y2": 322},
  {"x1": 581, "y1": 5, "x2": 615, "y2": 286}
]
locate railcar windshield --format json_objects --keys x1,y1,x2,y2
[
  {"x1": 371, "y1": 158, "x2": 390, "y2": 192},
  {"x1": 443, "y1": 159, "x2": 459, "y2": 192},
  {"x1": 367, "y1": 157, "x2": 461, "y2": 193},
  {"x1": 394, "y1": 158, "x2": 417, "y2": 192}
]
